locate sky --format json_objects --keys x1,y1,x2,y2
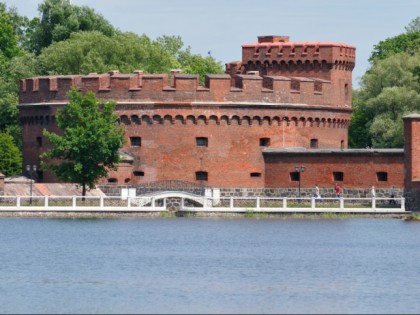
[{"x1": 2, "y1": 0, "x2": 420, "y2": 88}]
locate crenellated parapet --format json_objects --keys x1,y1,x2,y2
[
  {"x1": 240, "y1": 35, "x2": 355, "y2": 75},
  {"x1": 19, "y1": 70, "x2": 351, "y2": 107}
]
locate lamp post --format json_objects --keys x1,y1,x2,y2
[
  {"x1": 295, "y1": 165, "x2": 305, "y2": 198},
  {"x1": 26, "y1": 164, "x2": 37, "y2": 205}
]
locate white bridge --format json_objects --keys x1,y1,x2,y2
[{"x1": 0, "y1": 192, "x2": 407, "y2": 214}]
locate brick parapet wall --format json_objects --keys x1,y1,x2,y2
[
  {"x1": 241, "y1": 37, "x2": 355, "y2": 71},
  {"x1": 18, "y1": 72, "x2": 349, "y2": 107}
]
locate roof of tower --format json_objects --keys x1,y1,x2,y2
[{"x1": 243, "y1": 35, "x2": 355, "y2": 49}]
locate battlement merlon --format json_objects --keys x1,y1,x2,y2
[
  {"x1": 19, "y1": 71, "x2": 353, "y2": 107},
  {"x1": 241, "y1": 36, "x2": 356, "y2": 64}
]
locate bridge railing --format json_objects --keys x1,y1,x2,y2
[
  {"x1": 0, "y1": 195, "x2": 167, "y2": 212},
  {"x1": 181, "y1": 196, "x2": 406, "y2": 213},
  {"x1": 0, "y1": 195, "x2": 406, "y2": 213}
]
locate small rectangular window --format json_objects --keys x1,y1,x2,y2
[
  {"x1": 310, "y1": 139, "x2": 318, "y2": 149},
  {"x1": 377, "y1": 172, "x2": 388, "y2": 181},
  {"x1": 196, "y1": 137, "x2": 208, "y2": 147},
  {"x1": 250, "y1": 172, "x2": 261, "y2": 177},
  {"x1": 260, "y1": 138, "x2": 271, "y2": 147},
  {"x1": 290, "y1": 172, "x2": 300, "y2": 182},
  {"x1": 36, "y1": 136, "x2": 42, "y2": 147},
  {"x1": 133, "y1": 171, "x2": 144, "y2": 177},
  {"x1": 291, "y1": 80, "x2": 300, "y2": 91},
  {"x1": 196, "y1": 171, "x2": 208, "y2": 181},
  {"x1": 333, "y1": 172, "x2": 344, "y2": 182},
  {"x1": 130, "y1": 137, "x2": 141, "y2": 147}
]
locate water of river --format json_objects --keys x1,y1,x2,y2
[{"x1": 0, "y1": 217, "x2": 419, "y2": 314}]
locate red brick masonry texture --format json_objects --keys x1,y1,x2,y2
[{"x1": 17, "y1": 35, "x2": 408, "y2": 191}]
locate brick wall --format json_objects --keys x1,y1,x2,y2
[
  {"x1": 18, "y1": 35, "x2": 362, "y2": 189},
  {"x1": 264, "y1": 149, "x2": 404, "y2": 189},
  {"x1": 19, "y1": 72, "x2": 348, "y2": 108}
]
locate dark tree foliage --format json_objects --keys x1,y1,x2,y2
[
  {"x1": 27, "y1": 0, "x2": 117, "y2": 54},
  {"x1": 0, "y1": 131, "x2": 22, "y2": 176}
]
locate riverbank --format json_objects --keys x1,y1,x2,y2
[{"x1": 0, "y1": 210, "x2": 411, "y2": 220}]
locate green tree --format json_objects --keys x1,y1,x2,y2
[
  {"x1": 350, "y1": 17, "x2": 420, "y2": 148},
  {"x1": 348, "y1": 90, "x2": 372, "y2": 148},
  {"x1": 0, "y1": 132, "x2": 22, "y2": 176},
  {"x1": 27, "y1": 0, "x2": 116, "y2": 54},
  {"x1": 178, "y1": 49, "x2": 224, "y2": 84},
  {"x1": 405, "y1": 17, "x2": 420, "y2": 33},
  {"x1": 350, "y1": 52, "x2": 420, "y2": 148},
  {"x1": 42, "y1": 88, "x2": 125, "y2": 196},
  {"x1": 36, "y1": 31, "x2": 223, "y2": 79},
  {"x1": 0, "y1": 4, "x2": 23, "y2": 61},
  {"x1": 369, "y1": 17, "x2": 420, "y2": 63},
  {"x1": 0, "y1": 53, "x2": 38, "y2": 148},
  {"x1": 155, "y1": 35, "x2": 224, "y2": 82},
  {"x1": 0, "y1": 4, "x2": 36, "y2": 147},
  {"x1": 36, "y1": 31, "x2": 179, "y2": 75}
]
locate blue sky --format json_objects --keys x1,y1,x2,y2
[{"x1": 3, "y1": 0, "x2": 419, "y2": 88}]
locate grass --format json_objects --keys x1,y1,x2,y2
[
  {"x1": 244, "y1": 209, "x2": 270, "y2": 219},
  {"x1": 159, "y1": 211, "x2": 176, "y2": 218},
  {"x1": 404, "y1": 213, "x2": 420, "y2": 221}
]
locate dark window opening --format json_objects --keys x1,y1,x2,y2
[
  {"x1": 290, "y1": 172, "x2": 300, "y2": 182},
  {"x1": 291, "y1": 80, "x2": 300, "y2": 91},
  {"x1": 310, "y1": 139, "x2": 318, "y2": 149},
  {"x1": 130, "y1": 137, "x2": 141, "y2": 146},
  {"x1": 196, "y1": 171, "x2": 208, "y2": 181},
  {"x1": 333, "y1": 172, "x2": 344, "y2": 182},
  {"x1": 36, "y1": 136, "x2": 42, "y2": 147},
  {"x1": 196, "y1": 137, "x2": 208, "y2": 147},
  {"x1": 250, "y1": 172, "x2": 262, "y2": 177},
  {"x1": 260, "y1": 138, "x2": 271, "y2": 147},
  {"x1": 124, "y1": 178, "x2": 131, "y2": 183},
  {"x1": 377, "y1": 172, "x2": 388, "y2": 181},
  {"x1": 107, "y1": 178, "x2": 117, "y2": 183},
  {"x1": 133, "y1": 171, "x2": 145, "y2": 177}
]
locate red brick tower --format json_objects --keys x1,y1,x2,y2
[
  {"x1": 18, "y1": 36, "x2": 355, "y2": 187},
  {"x1": 236, "y1": 35, "x2": 355, "y2": 107}
]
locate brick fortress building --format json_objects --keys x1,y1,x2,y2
[{"x1": 18, "y1": 35, "x2": 406, "y2": 197}]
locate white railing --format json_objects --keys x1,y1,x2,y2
[
  {"x1": 0, "y1": 196, "x2": 167, "y2": 212},
  {"x1": 0, "y1": 195, "x2": 406, "y2": 213},
  {"x1": 181, "y1": 196, "x2": 406, "y2": 213}
]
